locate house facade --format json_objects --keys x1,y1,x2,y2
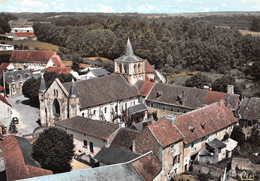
[
  {"x1": 0, "y1": 44, "x2": 14, "y2": 51},
  {"x1": 134, "y1": 120, "x2": 184, "y2": 180},
  {"x1": 39, "y1": 74, "x2": 140, "y2": 127},
  {"x1": 55, "y1": 116, "x2": 120, "y2": 155},
  {"x1": 0, "y1": 94, "x2": 12, "y2": 124},
  {"x1": 10, "y1": 50, "x2": 57, "y2": 72}
]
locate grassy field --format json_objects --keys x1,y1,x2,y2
[
  {"x1": 238, "y1": 30, "x2": 260, "y2": 36},
  {"x1": 1, "y1": 40, "x2": 59, "y2": 51}
]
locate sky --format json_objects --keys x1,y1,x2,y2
[{"x1": 0, "y1": 0, "x2": 260, "y2": 13}]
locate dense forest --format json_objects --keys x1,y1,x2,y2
[{"x1": 33, "y1": 15, "x2": 260, "y2": 76}]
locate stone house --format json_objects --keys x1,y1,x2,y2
[
  {"x1": 55, "y1": 116, "x2": 120, "y2": 155},
  {"x1": 145, "y1": 82, "x2": 240, "y2": 118},
  {"x1": 39, "y1": 73, "x2": 140, "y2": 127},
  {"x1": 134, "y1": 119, "x2": 184, "y2": 180},
  {"x1": 172, "y1": 101, "x2": 238, "y2": 172},
  {"x1": 3, "y1": 69, "x2": 32, "y2": 97},
  {"x1": 10, "y1": 50, "x2": 57, "y2": 73}
]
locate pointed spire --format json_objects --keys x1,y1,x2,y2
[
  {"x1": 69, "y1": 78, "x2": 79, "y2": 98},
  {"x1": 125, "y1": 37, "x2": 134, "y2": 56},
  {"x1": 38, "y1": 73, "x2": 46, "y2": 93}
]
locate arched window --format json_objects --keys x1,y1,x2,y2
[
  {"x1": 124, "y1": 64, "x2": 127, "y2": 73},
  {"x1": 56, "y1": 90, "x2": 58, "y2": 97},
  {"x1": 93, "y1": 110, "x2": 96, "y2": 115},
  {"x1": 119, "y1": 64, "x2": 122, "y2": 73},
  {"x1": 53, "y1": 99, "x2": 60, "y2": 118},
  {"x1": 134, "y1": 64, "x2": 137, "y2": 73},
  {"x1": 138, "y1": 64, "x2": 141, "y2": 72},
  {"x1": 82, "y1": 113, "x2": 85, "y2": 117},
  {"x1": 104, "y1": 107, "x2": 107, "y2": 113}
]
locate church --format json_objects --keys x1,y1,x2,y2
[{"x1": 39, "y1": 39, "x2": 153, "y2": 127}]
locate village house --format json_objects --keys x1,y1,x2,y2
[
  {"x1": 10, "y1": 50, "x2": 57, "y2": 73},
  {"x1": 145, "y1": 82, "x2": 240, "y2": 118},
  {"x1": 134, "y1": 119, "x2": 184, "y2": 180},
  {"x1": 237, "y1": 97, "x2": 260, "y2": 139},
  {"x1": 3, "y1": 69, "x2": 32, "y2": 97},
  {"x1": 11, "y1": 27, "x2": 34, "y2": 33},
  {"x1": 134, "y1": 101, "x2": 238, "y2": 180},
  {"x1": 54, "y1": 116, "x2": 120, "y2": 156},
  {"x1": 171, "y1": 101, "x2": 238, "y2": 173},
  {"x1": 13, "y1": 32, "x2": 37, "y2": 41},
  {"x1": 79, "y1": 67, "x2": 110, "y2": 80},
  {"x1": 0, "y1": 136, "x2": 52, "y2": 181},
  {"x1": 39, "y1": 73, "x2": 141, "y2": 127}
]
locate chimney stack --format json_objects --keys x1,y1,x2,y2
[{"x1": 227, "y1": 85, "x2": 234, "y2": 94}]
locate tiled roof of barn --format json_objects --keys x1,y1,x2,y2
[
  {"x1": 238, "y1": 97, "x2": 260, "y2": 120},
  {"x1": 54, "y1": 116, "x2": 119, "y2": 140},
  {"x1": 145, "y1": 59, "x2": 155, "y2": 73},
  {"x1": 50, "y1": 55, "x2": 64, "y2": 66},
  {"x1": 110, "y1": 128, "x2": 140, "y2": 151},
  {"x1": 95, "y1": 146, "x2": 140, "y2": 165},
  {"x1": 131, "y1": 152, "x2": 162, "y2": 181},
  {"x1": 10, "y1": 50, "x2": 56, "y2": 63},
  {"x1": 147, "y1": 119, "x2": 183, "y2": 147},
  {"x1": 0, "y1": 136, "x2": 52, "y2": 181},
  {"x1": 115, "y1": 38, "x2": 144, "y2": 62},
  {"x1": 147, "y1": 83, "x2": 239, "y2": 110},
  {"x1": 62, "y1": 74, "x2": 139, "y2": 109},
  {"x1": 42, "y1": 66, "x2": 72, "y2": 74},
  {"x1": 173, "y1": 102, "x2": 238, "y2": 144},
  {"x1": 14, "y1": 32, "x2": 36, "y2": 37}
]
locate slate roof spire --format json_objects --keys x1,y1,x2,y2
[
  {"x1": 38, "y1": 73, "x2": 46, "y2": 93},
  {"x1": 125, "y1": 37, "x2": 134, "y2": 56},
  {"x1": 69, "y1": 78, "x2": 79, "y2": 98}
]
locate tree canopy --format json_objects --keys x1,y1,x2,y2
[
  {"x1": 184, "y1": 73, "x2": 212, "y2": 89},
  {"x1": 22, "y1": 72, "x2": 72, "y2": 105},
  {"x1": 212, "y1": 75, "x2": 235, "y2": 93},
  {"x1": 32, "y1": 127, "x2": 75, "y2": 173}
]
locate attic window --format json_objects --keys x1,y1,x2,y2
[
  {"x1": 17, "y1": 74, "x2": 21, "y2": 78},
  {"x1": 200, "y1": 123, "x2": 205, "y2": 130},
  {"x1": 25, "y1": 73, "x2": 29, "y2": 77},
  {"x1": 156, "y1": 91, "x2": 163, "y2": 98},
  {"x1": 189, "y1": 126, "x2": 195, "y2": 133}
]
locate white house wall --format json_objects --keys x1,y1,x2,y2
[{"x1": 0, "y1": 101, "x2": 12, "y2": 125}]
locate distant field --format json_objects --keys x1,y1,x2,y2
[
  {"x1": 238, "y1": 30, "x2": 260, "y2": 36},
  {"x1": 1, "y1": 40, "x2": 59, "y2": 51},
  {"x1": 86, "y1": 57, "x2": 113, "y2": 63}
]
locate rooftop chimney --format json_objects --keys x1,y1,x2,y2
[{"x1": 227, "y1": 85, "x2": 234, "y2": 94}]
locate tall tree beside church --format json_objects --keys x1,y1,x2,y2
[{"x1": 32, "y1": 127, "x2": 75, "y2": 173}]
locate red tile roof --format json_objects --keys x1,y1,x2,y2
[
  {"x1": 0, "y1": 94, "x2": 12, "y2": 107},
  {"x1": 0, "y1": 136, "x2": 52, "y2": 180},
  {"x1": 145, "y1": 59, "x2": 155, "y2": 73},
  {"x1": 10, "y1": 50, "x2": 56, "y2": 63},
  {"x1": 131, "y1": 152, "x2": 162, "y2": 181},
  {"x1": 140, "y1": 81, "x2": 155, "y2": 97},
  {"x1": 203, "y1": 91, "x2": 227, "y2": 105},
  {"x1": 14, "y1": 32, "x2": 36, "y2": 37},
  {"x1": 0, "y1": 62, "x2": 11, "y2": 74},
  {"x1": 42, "y1": 66, "x2": 72, "y2": 74},
  {"x1": 174, "y1": 101, "x2": 238, "y2": 144},
  {"x1": 51, "y1": 55, "x2": 64, "y2": 66},
  {"x1": 148, "y1": 120, "x2": 183, "y2": 147}
]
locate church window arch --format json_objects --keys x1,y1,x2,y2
[
  {"x1": 124, "y1": 64, "x2": 127, "y2": 73},
  {"x1": 53, "y1": 99, "x2": 60, "y2": 118},
  {"x1": 104, "y1": 107, "x2": 107, "y2": 113},
  {"x1": 138, "y1": 63, "x2": 141, "y2": 72},
  {"x1": 134, "y1": 64, "x2": 137, "y2": 73},
  {"x1": 119, "y1": 64, "x2": 122, "y2": 73}
]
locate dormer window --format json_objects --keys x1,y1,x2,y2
[
  {"x1": 156, "y1": 91, "x2": 162, "y2": 98},
  {"x1": 17, "y1": 74, "x2": 21, "y2": 79},
  {"x1": 200, "y1": 123, "x2": 205, "y2": 130},
  {"x1": 189, "y1": 126, "x2": 195, "y2": 133}
]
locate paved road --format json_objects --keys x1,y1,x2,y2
[{"x1": 7, "y1": 95, "x2": 40, "y2": 135}]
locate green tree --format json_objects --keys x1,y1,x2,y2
[
  {"x1": 230, "y1": 126, "x2": 245, "y2": 145},
  {"x1": 212, "y1": 75, "x2": 235, "y2": 92},
  {"x1": 32, "y1": 127, "x2": 75, "y2": 173},
  {"x1": 184, "y1": 73, "x2": 212, "y2": 89},
  {"x1": 249, "y1": 18, "x2": 260, "y2": 32}
]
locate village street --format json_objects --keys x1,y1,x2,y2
[{"x1": 6, "y1": 95, "x2": 40, "y2": 135}]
